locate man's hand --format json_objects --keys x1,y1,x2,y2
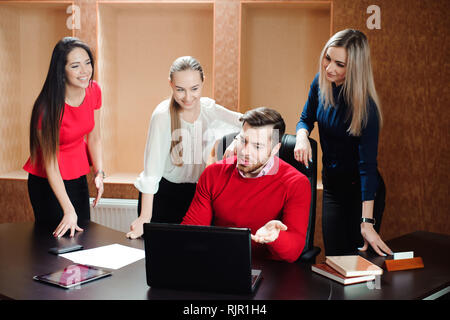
[{"x1": 251, "y1": 220, "x2": 287, "y2": 244}]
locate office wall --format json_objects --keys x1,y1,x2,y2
[{"x1": 0, "y1": 1, "x2": 448, "y2": 261}]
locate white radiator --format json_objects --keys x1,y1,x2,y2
[{"x1": 89, "y1": 198, "x2": 138, "y2": 233}]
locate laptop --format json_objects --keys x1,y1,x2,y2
[{"x1": 143, "y1": 223, "x2": 262, "y2": 294}]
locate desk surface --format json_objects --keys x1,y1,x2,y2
[{"x1": 0, "y1": 222, "x2": 449, "y2": 300}]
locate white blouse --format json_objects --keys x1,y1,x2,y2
[{"x1": 135, "y1": 97, "x2": 242, "y2": 194}]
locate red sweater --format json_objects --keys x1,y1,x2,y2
[{"x1": 182, "y1": 156, "x2": 311, "y2": 263}]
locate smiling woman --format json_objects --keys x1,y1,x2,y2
[
  {"x1": 294, "y1": 29, "x2": 392, "y2": 258},
  {"x1": 64, "y1": 47, "x2": 93, "y2": 106},
  {"x1": 126, "y1": 56, "x2": 243, "y2": 239},
  {"x1": 23, "y1": 37, "x2": 104, "y2": 238}
]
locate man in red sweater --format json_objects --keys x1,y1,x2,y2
[{"x1": 182, "y1": 107, "x2": 311, "y2": 263}]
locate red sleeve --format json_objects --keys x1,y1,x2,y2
[
  {"x1": 181, "y1": 165, "x2": 215, "y2": 226},
  {"x1": 266, "y1": 174, "x2": 311, "y2": 263}
]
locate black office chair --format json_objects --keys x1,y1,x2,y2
[{"x1": 217, "y1": 132, "x2": 321, "y2": 264}]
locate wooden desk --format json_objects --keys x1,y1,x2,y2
[{"x1": 0, "y1": 222, "x2": 448, "y2": 300}]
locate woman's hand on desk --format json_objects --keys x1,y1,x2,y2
[
  {"x1": 126, "y1": 216, "x2": 148, "y2": 239},
  {"x1": 53, "y1": 209, "x2": 83, "y2": 238},
  {"x1": 251, "y1": 220, "x2": 287, "y2": 244},
  {"x1": 359, "y1": 223, "x2": 393, "y2": 256}
]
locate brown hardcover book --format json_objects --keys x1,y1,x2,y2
[
  {"x1": 325, "y1": 255, "x2": 383, "y2": 277},
  {"x1": 312, "y1": 263, "x2": 376, "y2": 285}
]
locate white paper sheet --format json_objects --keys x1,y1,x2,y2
[
  {"x1": 393, "y1": 251, "x2": 414, "y2": 260},
  {"x1": 60, "y1": 244, "x2": 145, "y2": 270}
]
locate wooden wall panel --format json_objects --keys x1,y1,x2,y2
[
  {"x1": 214, "y1": 0, "x2": 240, "y2": 110},
  {"x1": 0, "y1": 5, "x2": 21, "y2": 175},
  {"x1": 0, "y1": 179, "x2": 34, "y2": 223}
]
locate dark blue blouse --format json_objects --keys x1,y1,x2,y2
[{"x1": 296, "y1": 73, "x2": 380, "y2": 201}]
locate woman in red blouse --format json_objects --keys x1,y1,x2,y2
[{"x1": 23, "y1": 37, "x2": 104, "y2": 238}]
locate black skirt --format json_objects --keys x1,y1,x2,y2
[
  {"x1": 321, "y1": 170, "x2": 386, "y2": 256},
  {"x1": 138, "y1": 177, "x2": 197, "y2": 224},
  {"x1": 27, "y1": 173, "x2": 91, "y2": 230}
]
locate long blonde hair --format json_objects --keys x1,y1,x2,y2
[
  {"x1": 168, "y1": 56, "x2": 204, "y2": 166},
  {"x1": 318, "y1": 29, "x2": 382, "y2": 136}
]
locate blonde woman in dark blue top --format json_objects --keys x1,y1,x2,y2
[{"x1": 294, "y1": 29, "x2": 393, "y2": 257}]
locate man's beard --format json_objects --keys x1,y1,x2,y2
[{"x1": 237, "y1": 156, "x2": 269, "y2": 176}]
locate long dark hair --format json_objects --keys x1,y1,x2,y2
[{"x1": 29, "y1": 37, "x2": 94, "y2": 164}]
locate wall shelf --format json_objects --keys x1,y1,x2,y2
[
  {"x1": 97, "y1": 2, "x2": 214, "y2": 177},
  {"x1": 239, "y1": 1, "x2": 332, "y2": 177}
]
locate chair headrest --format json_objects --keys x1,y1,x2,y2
[{"x1": 279, "y1": 134, "x2": 315, "y2": 180}]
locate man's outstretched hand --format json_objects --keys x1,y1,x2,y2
[{"x1": 251, "y1": 220, "x2": 287, "y2": 244}]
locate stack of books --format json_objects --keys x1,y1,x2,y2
[{"x1": 312, "y1": 255, "x2": 383, "y2": 285}]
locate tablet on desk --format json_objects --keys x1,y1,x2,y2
[{"x1": 33, "y1": 264, "x2": 112, "y2": 289}]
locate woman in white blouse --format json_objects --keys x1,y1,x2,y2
[{"x1": 126, "y1": 56, "x2": 242, "y2": 239}]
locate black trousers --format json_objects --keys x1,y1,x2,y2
[
  {"x1": 138, "y1": 177, "x2": 197, "y2": 224},
  {"x1": 322, "y1": 170, "x2": 386, "y2": 256},
  {"x1": 27, "y1": 173, "x2": 91, "y2": 230}
]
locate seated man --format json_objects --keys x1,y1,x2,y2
[{"x1": 182, "y1": 107, "x2": 311, "y2": 263}]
